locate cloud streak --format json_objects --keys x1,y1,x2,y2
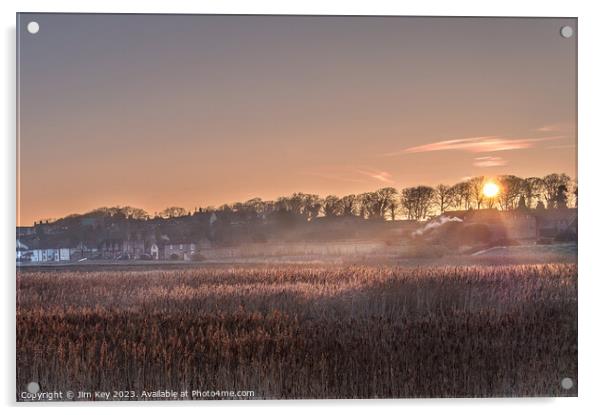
[
  {"x1": 302, "y1": 166, "x2": 395, "y2": 185},
  {"x1": 473, "y1": 156, "x2": 507, "y2": 168},
  {"x1": 356, "y1": 169, "x2": 395, "y2": 184},
  {"x1": 387, "y1": 135, "x2": 562, "y2": 156}
]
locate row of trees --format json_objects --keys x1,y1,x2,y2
[
  {"x1": 206, "y1": 173, "x2": 577, "y2": 221},
  {"x1": 76, "y1": 173, "x2": 576, "y2": 223}
]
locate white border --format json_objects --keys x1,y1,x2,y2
[{"x1": 3, "y1": 1, "x2": 602, "y2": 414}]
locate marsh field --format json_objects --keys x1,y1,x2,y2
[{"x1": 16, "y1": 260, "x2": 577, "y2": 400}]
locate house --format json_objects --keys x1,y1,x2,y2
[
  {"x1": 164, "y1": 241, "x2": 197, "y2": 260},
  {"x1": 16, "y1": 240, "x2": 30, "y2": 261},
  {"x1": 17, "y1": 245, "x2": 71, "y2": 263},
  {"x1": 69, "y1": 242, "x2": 100, "y2": 261},
  {"x1": 149, "y1": 243, "x2": 160, "y2": 260},
  {"x1": 16, "y1": 234, "x2": 73, "y2": 263},
  {"x1": 98, "y1": 238, "x2": 145, "y2": 259},
  {"x1": 29, "y1": 248, "x2": 71, "y2": 262}
]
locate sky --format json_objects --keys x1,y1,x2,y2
[{"x1": 17, "y1": 14, "x2": 577, "y2": 225}]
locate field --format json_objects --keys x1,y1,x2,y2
[{"x1": 16, "y1": 262, "x2": 577, "y2": 400}]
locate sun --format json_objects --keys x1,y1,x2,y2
[{"x1": 483, "y1": 182, "x2": 500, "y2": 198}]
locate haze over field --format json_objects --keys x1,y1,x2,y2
[{"x1": 18, "y1": 15, "x2": 576, "y2": 225}]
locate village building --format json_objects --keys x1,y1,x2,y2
[
  {"x1": 98, "y1": 238, "x2": 146, "y2": 259},
  {"x1": 149, "y1": 243, "x2": 160, "y2": 260},
  {"x1": 164, "y1": 241, "x2": 197, "y2": 260},
  {"x1": 16, "y1": 239, "x2": 71, "y2": 262}
]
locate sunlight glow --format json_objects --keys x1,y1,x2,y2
[{"x1": 483, "y1": 182, "x2": 500, "y2": 198}]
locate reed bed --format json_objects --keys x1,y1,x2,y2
[{"x1": 16, "y1": 263, "x2": 577, "y2": 399}]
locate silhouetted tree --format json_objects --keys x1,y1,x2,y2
[
  {"x1": 358, "y1": 192, "x2": 379, "y2": 219},
  {"x1": 159, "y1": 207, "x2": 187, "y2": 218},
  {"x1": 542, "y1": 173, "x2": 571, "y2": 208},
  {"x1": 376, "y1": 187, "x2": 399, "y2": 220},
  {"x1": 400, "y1": 186, "x2": 435, "y2": 220},
  {"x1": 517, "y1": 195, "x2": 528, "y2": 210},
  {"x1": 449, "y1": 181, "x2": 471, "y2": 210},
  {"x1": 468, "y1": 176, "x2": 486, "y2": 209},
  {"x1": 497, "y1": 175, "x2": 523, "y2": 210},
  {"x1": 303, "y1": 194, "x2": 322, "y2": 221},
  {"x1": 520, "y1": 177, "x2": 544, "y2": 209},
  {"x1": 323, "y1": 195, "x2": 343, "y2": 217},
  {"x1": 276, "y1": 193, "x2": 322, "y2": 220},
  {"x1": 434, "y1": 184, "x2": 454, "y2": 214},
  {"x1": 340, "y1": 195, "x2": 358, "y2": 216},
  {"x1": 555, "y1": 185, "x2": 568, "y2": 209}
]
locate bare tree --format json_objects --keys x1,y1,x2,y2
[
  {"x1": 244, "y1": 198, "x2": 266, "y2": 215},
  {"x1": 468, "y1": 176, "x2": 486, "y2": 209},
  {"x1": 340, "y1": 195, "x2": 358, "y2": 216},
  {"x1": 358, "y1": 192, "x2": 379, "y2": 219},
  {"x1": 92, "y1": 206, "x2": 149, "y2": 220},
  {"x1": 450, "y1": 181, "x2": 471, "y2": 210},
  {"x1": 289, "y1": 193, "x2": 306, "y2": 216},
  {"x1": 497, "y1": 175, "x2": 524, "y2": 210},
  {"x1": 555, "y1": 184, "x2": 569, "y2": 209},
  {"x1": 400, "y1": 186, "x2": 435, "y2": 220},
  {"x1": 323, "y1": 195, "x2": 343, "y2": 217},
  {"x1": 521, "y1": 177, "x2": 544, "y2": 208},
  {"x1": 356, "y1": 188, "x2": 398, "y2": 220},
  {"x1": 159, "y1": 207, "x2": 188, "y2": 218},
  {"x1": 275, "y1": 197, "x2": 291, "y2": 212},
  {"x1": 228, "y1": 198, "x2": 267, "y2": 221},
  {"x1": 541, "y1": 173, "x2": 571, "y2": 208},
  {"x1": 375, "y1": 187, "x2": 399, "y2": 220},
  {"x1": 276, "y1": 193, "x2": 322, "y2": 220},
  {"x1": 387, "y1": 195, "x2": 400, "y2": 221},
  {"x1": 434, "y1": 184, "x2": 454, "y2": 214},
  {"x1": 302, "y1": 194, "x2": 323, "y2": 220}
]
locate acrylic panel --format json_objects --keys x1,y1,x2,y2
[{"x1": 16, "y1": 14, "x2": 577, "y2": 401}]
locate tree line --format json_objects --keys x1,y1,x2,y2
[{"x1": 55, "y1": 173, "x2": 575, "y2": 225}]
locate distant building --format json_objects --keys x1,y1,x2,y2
[
  {"x1": 164, "y1": 242, "x2": 197, "y2": 260},
  {"x1": 99, "y1": 238, "x2": 145, "y2": 259},
  {"x1": 16, "y1": 236, "x2": 73, "y2": 263},
  {"x1": 29, "y1": 248, "x2": 71, "y2": 262},
  {"x1": 149, "y1": 243, "x2": 160, "y2": 260},
  {"x1": 17, "y1": 245, "x2": 71, "y2": 262},
  {"x1": 16, "y1": 240, "x2": 29, "y2": 261}
]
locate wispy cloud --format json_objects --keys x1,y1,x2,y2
[
  {"x1": 387, "y1": 135, "x2": 562, "y2": 156},
  {"x1": 534, "y1": 123, "x2": 573, "y2": 133},
  {"x1": 473, "y1": 156, "x2": 507, "y2": 168},
  {"x1": 356, "y1": 169, "x2": 395, "y2": 184},
  {"x1": 302, "y1": 166, "x2": 395, "y2": 185}
]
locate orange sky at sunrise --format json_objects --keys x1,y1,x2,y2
[{"x1": 17, "y1": 14, "x2": 576, "y2": 225}]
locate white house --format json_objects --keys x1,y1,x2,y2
[{"x1": 29, "y1": 248, "x2": 70, "y2": 262}]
